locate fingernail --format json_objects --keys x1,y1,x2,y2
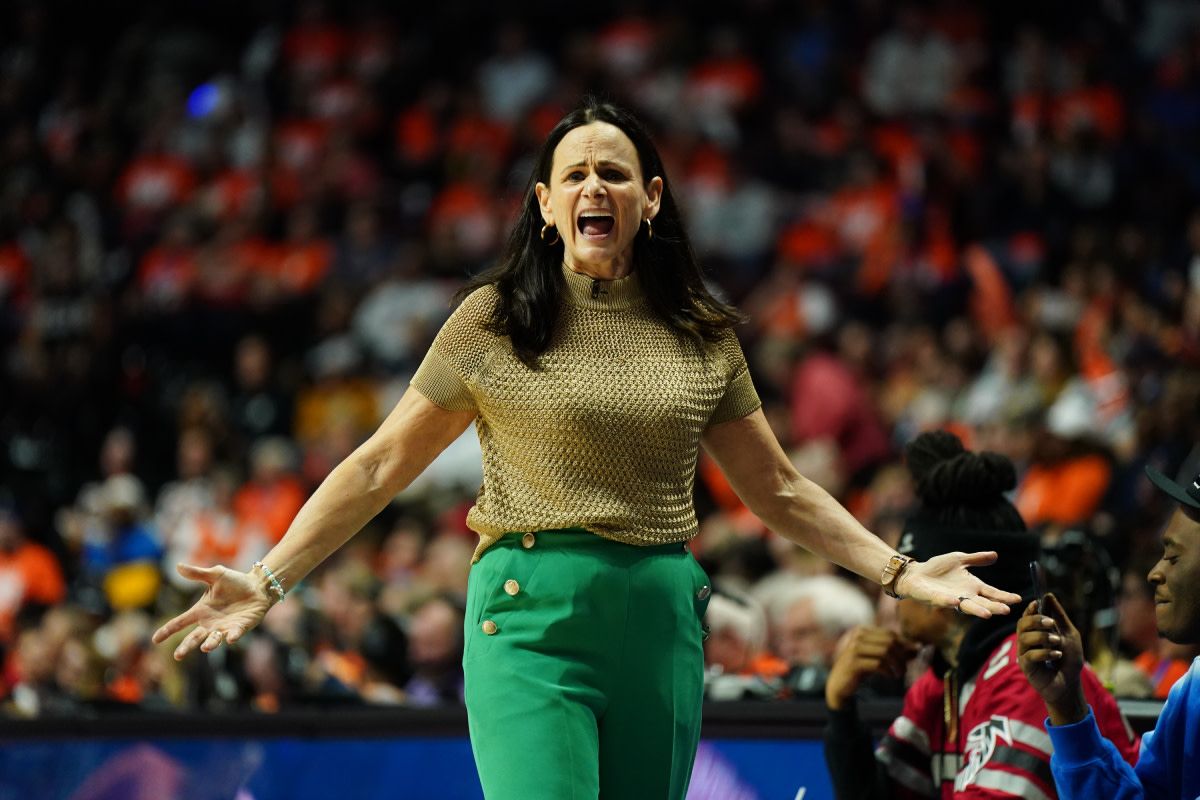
[
  {"x1": 1042, "y1": 617, "x2": 1054, "y2": 626},
  {"x1": 1051, "y1": 650, "x2": 1062, "y2": 658},
  {"x1": 1050, "y1": 634, "x2": 1062, "y2": 645}
]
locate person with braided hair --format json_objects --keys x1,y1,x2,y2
[
  {"x1": 152, "y1": 101, "x2": 1022, "y2": 799},
  {"x1": 824, "y1": 430, "x2": 1137, "y2": 799}
]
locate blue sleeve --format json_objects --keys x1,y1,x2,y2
[{"x1": 1048, "y1": 691, "x2": 1183, "y2": 800}]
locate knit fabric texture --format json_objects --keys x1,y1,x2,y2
[{"x1": 410, "y1": 262, "x2": 762, "y2": 562}]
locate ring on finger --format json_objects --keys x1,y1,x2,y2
[{"x1": 955, "y1": 595, "x2": 971, "y2": 614}]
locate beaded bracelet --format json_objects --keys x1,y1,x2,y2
[{"x1": 253, "y1": 561, "x2": 286, "y2": 604}]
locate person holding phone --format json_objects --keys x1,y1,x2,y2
[
  {"x1": 825, "y1": 431, "x2": 1136, "y2": 799},
  {"x1": 1018, "y1": 464, "x2": 1200, "y2": 800}
]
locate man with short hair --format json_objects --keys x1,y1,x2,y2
[{"x1": 1018, "y1": 465, "x2": 1200, "y2": 800}]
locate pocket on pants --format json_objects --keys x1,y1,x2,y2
[
  {"x1": 686, "y1": 551, "x2": 712, "y2": 640},
  {"x1": 463, "y1": 542, "x2": 547, "y2": 664}
]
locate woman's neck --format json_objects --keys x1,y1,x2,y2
[{"x1": 563, "y1": 255, "x2": 633, "y2": 282}]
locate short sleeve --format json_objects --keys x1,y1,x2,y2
[
  {"x1": 705, "y1": 327, "x2": 762, "y2": 428},
  {"x1": 409, "y1": 285, "x2": 499, "y2": 413}
]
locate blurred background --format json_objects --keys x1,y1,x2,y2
[{"x1": 2, "y1": 0, "x2": 1199, "y2": 737}]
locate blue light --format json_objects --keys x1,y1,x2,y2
[{"x1": 187, "y1": 82, "x2": 220, "y2": 118}]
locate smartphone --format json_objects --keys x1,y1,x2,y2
[
  {"x1": 1029, "y1": 561, "x2": 1046, "y2": 614},
  {"x1": 1029, "y1": 560, "x2": 1054, "y2": 668}
]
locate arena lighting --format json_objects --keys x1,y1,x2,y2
[{"x1": 186, "y1": 79, "x2": 232, "y2": 119}]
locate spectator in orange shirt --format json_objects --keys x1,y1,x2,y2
[
  {"x1": 1014, "y1": 330, "x2": 1114, "y2": 526},
  {"x1": 0, "y1": 506, "x2": 66, "y2": 644},
  {"x1": 165, "y1": 469, "x2": 269, "y2": 592},
  {"x1": 273, "y1": 204, "x2": 333, "y2": 296},
  {"x1": 233, "y1": 438, "x2": 307, "y2": 545},
  {"x1": 1015, "y1": 388, "x2": 1113, "y2": 527}
]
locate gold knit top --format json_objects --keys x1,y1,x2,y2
[{"x1": 410, "y1": 263, "x2": 762, "y2": 562}]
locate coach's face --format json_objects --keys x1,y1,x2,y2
[
  {"x1": 1148, "y1": 508, "x2": 1200, "y2": 644},
  {"x1": 534, "y1": 122, "x2": 662, "y2": 280}
]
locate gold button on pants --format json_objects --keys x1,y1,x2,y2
[
  {"x1": 504, "y1": 579, "x2": 520, "y2": 596},
  {"x1": 481, "y1": 619, "x2": 498, "y2": 635},
  {"x1": 521, "y1": 532, "x2": 536, "y2": 549}
]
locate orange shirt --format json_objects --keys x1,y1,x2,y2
[
  {"x1": 742, "y1": 651, "x2": 789, "y2": 680},
  {"x1": 274, "y1": 240, "x2": 333, "y2": 294},
  {"x1": 1015, "y1": 454, "x2": 1112, "y2": 526},
  {"x1": 687, "y1": 56, "x2": 763, "y2": 109},
  {"x1": 233, "y1": 478, "x2": 307, "y2": 544},
  {"x1": 0, "y1": 543, "x2": 67, "y2": 642},
  {"x1": 1053, "y1": 85, "x2": 1125, "y2": 140},
  {"x1": 827, "y1": 182, "x2": 899, "y2": 256},
  {"x1": 1133, "y1": 651, "x2": 1191, "y2": 699},
  {"x1": 394, "y1": 105, "x2": 440, "y2": 165}
]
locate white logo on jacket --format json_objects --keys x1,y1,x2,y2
[{"x1": 955, "y1": 715, "x2": 1012, "y2": 791}]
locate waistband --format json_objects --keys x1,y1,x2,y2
[{"x1": 494, "y1": 527, "x2": 690, "y2": 555}]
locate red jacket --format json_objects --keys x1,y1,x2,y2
[{"x1": 876, "y1": 633, "x2": 1138, "y2": 799}]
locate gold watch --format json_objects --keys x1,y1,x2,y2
[{"x1": 880, "y1": 554, "x2": 913, "y2": 599}]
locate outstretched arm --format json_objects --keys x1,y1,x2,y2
[
  {"x1": 153, "y1": 388, "x2": 476, "y2": 659},
  {"x1": 701, "y1": 409, "x2": 1020, "y2": 617}
]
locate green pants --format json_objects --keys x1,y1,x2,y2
[{"x1": 462, "y1": 528, "x2": 711, "y2": 800}]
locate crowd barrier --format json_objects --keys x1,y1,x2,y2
[{"x1": 0, "y1": 700, "x2": 1163, "y2": 800}]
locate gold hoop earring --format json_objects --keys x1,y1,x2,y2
[
  {"x1": 540, "y1": 223, "x2": 560, "y2": 245},
  {"x1": 644, "y1": 218, "x2": 653, "y2": 240}
]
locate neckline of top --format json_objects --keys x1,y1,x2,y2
[{"x1": 560, "y1": 263, "x2": 646, "y2": 310}]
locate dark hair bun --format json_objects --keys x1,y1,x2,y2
[{"x1": 905, "y1": 431, "x2": 1017, "y2": 507}]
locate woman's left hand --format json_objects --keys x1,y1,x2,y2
[{"x1": 896, "y1": 551, "x2": 1022, "y2": 618}]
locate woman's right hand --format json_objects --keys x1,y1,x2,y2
[{"x1": 151, "y1": 563, "x2": 275, "y2": 660}]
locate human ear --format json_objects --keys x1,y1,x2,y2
[
  {"x1": 534, "y1": 182, "x2": 553, "y2": 225},
  {"x1": 643, "y1": 176, "x2": 664, "y2": 221}
]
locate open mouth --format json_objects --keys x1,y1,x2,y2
[{"x1": 577, "y1": 212, "x2": 615, "y2": 240}]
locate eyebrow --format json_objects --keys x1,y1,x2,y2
[{"x1": 560, "y1": 160, "x2": 631, "y2": 173}]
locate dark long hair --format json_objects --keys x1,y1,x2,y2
[{"x1": 456, "y1": 98, "x2": 744, "y2": 367}]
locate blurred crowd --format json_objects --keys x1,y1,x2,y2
[{"x1": 3, "y1": 0, "x2": 1200, "y2": 716}]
